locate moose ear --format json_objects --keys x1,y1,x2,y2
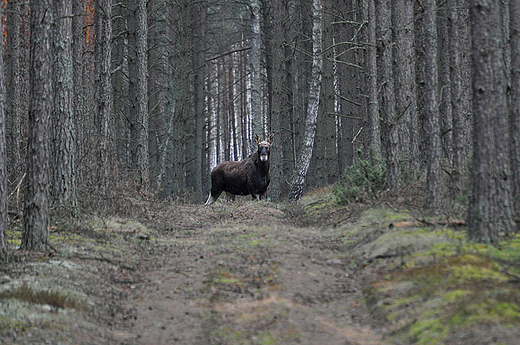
[
  {"x1": 254, "y1": 133, "x2": 261, "y2": 144},
  {"x1": 268, "y1": 133, "x2": 274, "y2": 144}
]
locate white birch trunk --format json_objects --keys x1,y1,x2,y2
[{"x1": 290, "y1": 0, "x2": 322, "y2": 201}]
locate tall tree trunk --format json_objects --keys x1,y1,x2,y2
[
  {"x1": 250, "y1": 0, "x2": 262, "y2": 139},
  {"x1": 270, "y1": 0, "x2": 284, "y2": 201},
  {"x1": 97, "y1": 0, "x2": 115, "y2": 192},
  {"x1": 468, "y1": 0, "x2": 515, "y2": 242},
  {"x1": 378, "y1": 0, "x2": 399, "y2": 192},
  {"x1": 154, "y1": 1, "x2": 173, "y2": 194},
  {"x1": 290, "y1": 0, "x2": 322, "y2": 201},
  {"x1": 170, "y1": 0, "x2": 191, "y2": 194},
  {"x1": 127, "y1": 0, "x2": 139, "y2": 173},
  {"x1": 270, "y1": 0, "x2": 293, "y2": 201},
  {"x1": 240, "y1": 51, "x2": 248, "y2": 159},
  {"x1": 0, "y1": 0, "x2": 8, "y2": 262},
  {"x1": 392, "y1": 0, "x2": 417, "y2": 182},
  {"x1": 510, "y1": 0, "x2": 520, "y2": 221},
  {"x1": 22, "y1": 0, "x2": 53, "y2": 251},
  {"x1": 229, "y1": 61, "x2": 238, "y2": 161},
  {"x1": 422, "y1": 0, "x2": 443, "y2": 209},
  {"x1": 362, "y1": 0, "x2": 381, "y2": 162},
  {"x1": 54, "y1": 0, "x2": 77, "y2": 214},
  {"x1": 191, "y1": 1, "x2": 206, "y2": 200},
  {"x1": 137, "y1": 0, "x2": 149, "y2": 189},
  {"x1": 6, "y1": 0, "x2": 28, "y2": 186},
  {"x1": 313, "y1": 0, "x2": 338, "y2": 187},
  {"x1": 439, "y1": 9, "x2": 453, "y2": 168},
  {"x1": 73, "y1": 0, "x2": 87, "y2": 184},
  {"x1": 448, "y1": 0, "x2": 468, "y2": 199},
  {"x1": 222, "y1": 61, "x2": 231, "y2": 162}
]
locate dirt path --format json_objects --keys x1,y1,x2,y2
[{"x1": 110, "y1": 201, "x2": 385, "y2": 345}]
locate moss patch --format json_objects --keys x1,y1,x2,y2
[{"x1": 365, "y1": 221, "x2": 520, "y2": 344}]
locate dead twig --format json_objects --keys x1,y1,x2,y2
[{"x1": 416, "y1": 0, "x2": 425, "y2": 12}]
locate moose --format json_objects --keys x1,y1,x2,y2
[{"x1": 206, "y1": 133, "x2": 274, "y2": 205}]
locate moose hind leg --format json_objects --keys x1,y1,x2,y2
[
  {"x1": 205, "y1": 193, "x2": 217, "y2": 205},
  {"x1": 206, "y1": 190, "x2": 223, "y2": 205}
]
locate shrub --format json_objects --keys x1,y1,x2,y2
[{"x1": 333, "y1": 150, "x2": 386, "y2": 204}]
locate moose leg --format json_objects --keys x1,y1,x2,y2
[
  {"x1": 205, "y1": 193, "x2": 217, "y2": 205},
  {"x1": 205, "y1": 190, "x2": 223, "y2": 205},
  {"x1": 225, "y1": 192, "x2": 236, "y2": 202}
]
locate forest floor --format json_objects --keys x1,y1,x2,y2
[{"x1": 2, "y1": 187, "x2": 520, "y2": 345}]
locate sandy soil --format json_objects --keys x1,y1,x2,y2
[{"x1": 110, "y1": 201, "x2": 384, "y2": 345}]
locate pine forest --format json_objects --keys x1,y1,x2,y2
[{"x1": 0, "y1": 0, "x2": 519, "y2": 258}]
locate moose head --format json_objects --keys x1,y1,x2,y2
[{"x1": 254, "y1": 133, "x2": 274, "y2": 163}]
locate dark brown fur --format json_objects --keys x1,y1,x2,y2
[{"x1": 206, "y1": 134, "x2": 274, "y2": 205}]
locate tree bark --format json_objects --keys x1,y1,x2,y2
[
  {"x1": 510, "y1": 0, "x2": 520, "y2": 221},
  {"x1": 22, "y1": 0, "x2": 53, "y2": 251},
  {"x1": 270, "y1": 0, "x2": 293, "y2": 201},
  {"x1": 6, "y1": 0, "x2": 28, "y2": 186},
  {"x1": 96, "y1": 0, "x2": 115, "y2": 193},
  {"x1": 468, "y1": 0, "x2": 515, "y2": 242},
  {"x1": 290, "y1": 0, "x2": 322, "y2": 201},
  {"x1": 392, "y1": 0, "x2": 417, "y2": 182},
  {"x1": 448, "y1": 0, "x2": 470, "y2": 199},
  {"x1": 136, "y1": 0, "x2": 149, "y2": 189},
  {"x1": 422, "y1": 0, "x2": 443, "y2": 209},
  {"x1": 191, "y1": 1, "x2": 206, "y2": 200},
  {"x1": 314, "y1": 0, "x2": 338, "y2": 187},
  {"x1": 0, "y1": 0, "x2": 8, "y2": 261},
  {"x1": 72, "y1": 0, "x2": 87, "y2": 184},
  {"x1": 362, "y1": 0, "x2": 381, "y2": 163},
  {"x1": 54, "y1": 0, "x2": 77, "y2": 214},
  {"x1": 378, "y1": 0, "x2": 399, "y2": 192},
  {"x1": 250, "y1": 0, "x2": 262, "y2": 139}
]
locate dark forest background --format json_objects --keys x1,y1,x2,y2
[{"x1": 0, "y1": 0, "x2": 519, "y2": 259}]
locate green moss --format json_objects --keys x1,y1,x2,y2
[
  {"x1": 409, "y1": 317, "x2": 448, "y2": 345},
  {"x1": 215, "y1": 277, "x2": 243, "y2": 285},
  {"x1": 449, "y1": 255, "x2": 507, "y2": 283},
  {"x1": 443, "y1": 289, "x2": 471, "y2": 303}
]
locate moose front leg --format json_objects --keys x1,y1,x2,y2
[{"x1": 225, "y1": 192, "x2": 236, "y2": 202}]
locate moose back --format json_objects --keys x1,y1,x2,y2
[{"x1": 206, "y1": 134, "x2": 274, "y2": 205}]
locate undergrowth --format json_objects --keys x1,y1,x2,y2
[{"x1": 333, "y1": 149, "x2": 386, "y2": 204}]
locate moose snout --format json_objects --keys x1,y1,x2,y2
[{"x1": 259, "y1": 146, "x2": 270, "y2": 162}]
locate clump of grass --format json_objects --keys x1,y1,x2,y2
[{"x1": 0, "y1": 283, "x2": 82, "y2": 309}]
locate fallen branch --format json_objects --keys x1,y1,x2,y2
[
  {"x1": 389, "y1": 218, "x2": 466, "y2": 229},
  {"x1": 417, "y1": 218, "x2": 466, "y2": 227}
]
